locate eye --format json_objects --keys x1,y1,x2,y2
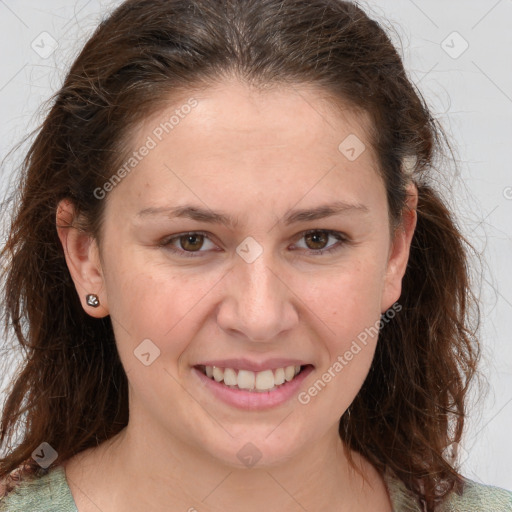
[
  {"x1": 160, "y1": 231, "x2": 217, "y2": 257},
  {"x1": 292, "y1": 229, "x2": 349, "y2": 256},
  {"x1": 160, "y1": 229, "x2": 350, "y2": 258}
]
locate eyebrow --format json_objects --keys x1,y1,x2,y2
[{"x1": 136, "y1": 200, "x2": 369, "y2": 228}]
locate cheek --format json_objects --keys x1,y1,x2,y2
[
  {"x1": 303, "y1": 255, "x2": 387, "y2": 340},
  {"x1": 297, "y1": 268, "x2": 384, "y2": 415},
  {"x1": 104, "y1": 251, "x2": 226, "y2": 369},
  {"x1": 297, "y1": 254, "x2": 386, "y2": 400}
]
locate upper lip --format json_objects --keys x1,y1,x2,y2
[{"x1": 194, "y1": 358, "x2": 313, "y2": 372}]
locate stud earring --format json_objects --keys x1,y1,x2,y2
[{"x1": 86, "y1": 294, "x2": 100, "y2": 308}]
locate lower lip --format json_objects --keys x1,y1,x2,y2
[{"x1": 192, "y1": 365, "x2": 314, "y2": 410}]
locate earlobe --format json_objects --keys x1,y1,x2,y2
[
  {"x1": 380, "y1": 182, "x2": 418, "y2": 313},
  {"x1": 55, "y1": 199, "x2": 109, "y2": 318}
]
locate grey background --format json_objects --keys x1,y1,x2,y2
[{"x1": 0, "y1": 0, "x2": 511, "y2": 490}]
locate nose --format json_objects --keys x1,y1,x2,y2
[{"x1": 216, "y1": 248, "x2": 299, "y2": 342}]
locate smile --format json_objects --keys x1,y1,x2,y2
[{"x1": 197, "y1": 364, "x2": 304, "y2": 392}]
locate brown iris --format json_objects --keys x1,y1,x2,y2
[
  {"x1": 304, "y1": 231, "x2": 329, "y2": 250},
  {"x1": 179, "y1": 233, "x2": 205, "y2": 252}
]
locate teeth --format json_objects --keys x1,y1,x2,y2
[
  {"x1": 255, "y1": 369, "x2": 274, "y2": 391},
  {"x1": 212, "y1": 366, "x2": 224, "y2": 382},
  {"x1": 237, "y1": 370, "x2": 255, "y2": 390},
  {"x1": 274, "y1": 367, "x2": 285, "y2": 386},
  {"x1": 201, "y1": 365, "x2": 303, "y2": 392},
  {"x1": 284, "y1": 366, "x2": 295, "y2": 382},
  {"x1": 223, "y1": 368, "x2": 238, "y2": 386}
]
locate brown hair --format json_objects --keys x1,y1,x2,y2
[{"x1": 0, "y1": 0, "x2": 481, "y2": 509}]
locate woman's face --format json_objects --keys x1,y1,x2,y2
[{"x1": 62, "y1": 79, "x2": 416, "y2": 468}]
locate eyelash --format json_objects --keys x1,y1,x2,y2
[{"x1": 159, "y1": 229, "x2": 350, "y2": 258}]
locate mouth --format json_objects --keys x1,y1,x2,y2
[{"x1": 194, "y1": 364, "x2": 312, "y2": 393}]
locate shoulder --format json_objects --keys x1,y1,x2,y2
[
  {"x1": 0, "y1": 465, "x2": 77, "y2": 512},
  {"x1": 383, "y1": 469, "x2": 512, "y2": 512},
  {"x1": 439, "y1": 477, "x2": 512, "y2": 512}
]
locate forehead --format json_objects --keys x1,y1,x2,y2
[
  {"x1": 109, "y1": 80, "x2": 384, "y2": 219},
  {"x1": 132, "y1": 79, "x2": 375, "y2": 160}
]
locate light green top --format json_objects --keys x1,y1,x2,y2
[{"x1": 1, "y1": 465, "x2": 511, "y2": 511}]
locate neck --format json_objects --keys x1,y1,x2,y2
[{"x1": 73, "y1": 418, "x2": 390, "y2": 512}]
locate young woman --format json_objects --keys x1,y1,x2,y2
[{"x1": 1, "y1": 1, "x2": 511, "y2": 511}]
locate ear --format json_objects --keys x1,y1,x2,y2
[
  {"x1": 380, "y1": 182, "x2": 418, "y2": 313},
  {"x1": 56, "y1": 199, "x2": 109, "y2": 318}
]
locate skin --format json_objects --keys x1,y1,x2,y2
[{"x1": 56, "y1": 78, "x2": 417, "y2": 512}]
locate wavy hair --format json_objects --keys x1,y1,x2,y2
[{"x1": 0, "y1": 1, "x2": 481, "y2": 510}]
